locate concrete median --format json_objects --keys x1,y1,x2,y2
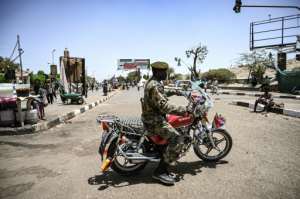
[{"x1": 231, "y1": 100, "x2": 300, "y2": 118}]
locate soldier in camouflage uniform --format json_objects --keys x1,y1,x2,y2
[{"x1": 141, "y1": 61, "x2": 190, "y2": 185}]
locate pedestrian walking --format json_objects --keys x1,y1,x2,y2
[
  {"x1": 37, "y1": 86, "x2": 47, "y2": 119},
  {"x1": 46, "y1": 83, "x2": 54, "y2": 104}
]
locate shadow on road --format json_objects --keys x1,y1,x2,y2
[
  {"x1": 174, "y1": 160, "x2": 228, "y2": 181},
  {"x1": 88, "y1": 160, "x2": 228, "y2": 190}
]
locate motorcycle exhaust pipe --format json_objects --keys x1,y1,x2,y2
[
  {"x1": 126, "y1": 155, "x2": 160, "y2": 163},
  {"x1": 118, "y1": 146, "x2": 161, "y2": 162}
]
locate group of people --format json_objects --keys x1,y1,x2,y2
[{"x1": 31, "y1": 81, "x2": 59, "y2": 120}]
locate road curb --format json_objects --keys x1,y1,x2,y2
[
  {"x1": 231, "y1": 100, "x2": 300, "y2": 118},
  {"x1": 219, "y1": 91, "x2": 299, "y2": 100},
  {"x1": 0, "y1": 91, "x2": 118, "y2": 136}
]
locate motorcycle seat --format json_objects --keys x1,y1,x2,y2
[
  {"x1": 118, "y1": 117, "x2": 144, "y2": 132},
  {"x1": 148, "y1": 135, "x2": 168, "y2": 145}
]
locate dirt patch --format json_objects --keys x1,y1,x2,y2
[
  {"x1": 73, "y1": 140, "x2": 98, "y2": 157},
  {"x1": 0, "y1": 166, "x2": 61, "y2": 180},
  {"x1": 0, "y1": 182, "x2": 34, "y2": 198},
  {"x1": 0, "y1": 141, "x2": 57, "y2": 150},
  {"x1": 57, "y1": 131, "x2": 71, "y2": 138}
]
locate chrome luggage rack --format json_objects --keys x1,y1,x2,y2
[
  {"x1": 96, "y1": 114, "x2": 119, "y2": 123},
  {"x1": 97, "y1": 114, "x2": 144, "y2": 134}
]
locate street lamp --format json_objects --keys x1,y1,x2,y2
[
  {"x1": 233, "y1": 0, "x2": 300, "y2": 13},
  {"x1": 51, "y1": 49, "x2": 56, "y2": 65}
]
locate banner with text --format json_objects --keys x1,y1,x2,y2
[{"x1": 117, "y1": 59, "x2": 150, "y2": 70}]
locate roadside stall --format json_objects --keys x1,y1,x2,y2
[{"x1": 0, "y1": 83, "x2": 38, "y2": 127}]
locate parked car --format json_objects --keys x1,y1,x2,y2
[{"x1": 175, "y1": 80, "x2": 192, "y2": 90}]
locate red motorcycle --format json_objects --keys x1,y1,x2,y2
[{"x1": 97, "y1": 91, "x2": 232, "y2": 175}]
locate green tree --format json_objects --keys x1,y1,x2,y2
[
  {"x1": 127, "y1": 71, "x2": 140, "y2": 82},
  {"x1": 201, "y1": 68, "x2": 236, "y2": 83},
  {"x1": 167, "y1": 67, "x2": 175, "y2": 79},
  {"x1": 173, "y1": 73, "x2": 184, "y2": 80},
  {"x1": 117, "y1": 75, "x2": 126, "y2": 83},
  {"x1": 30, "y1": 71, "x2": 47, "y2": 87},
  {"x1": 185, "y1": 43, "x2": 208, "y2": 80},
  {"x1": 0, "y1": 56, "x2": 20, "y2": 73},
  {"x1": 238, "y1": 50, "x2": 274, "y2": 83},
  {"x1": 37, "y1": 70, "x2": 45, "y2": 76},
  {"x1": 0, "y1": 73, "x2": 9, "y2": 83}
]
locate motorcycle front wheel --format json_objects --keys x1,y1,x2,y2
[{"x1": 193, "y1": 129, "x2": 232, "y2": 162}]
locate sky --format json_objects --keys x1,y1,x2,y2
[{"x1": 0, "y1": 0, "x2": 299, "y2": 81}]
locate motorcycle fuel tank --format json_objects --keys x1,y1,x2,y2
[{"x1": 167, "y1": 114, "x2": 193, "y2": 128}]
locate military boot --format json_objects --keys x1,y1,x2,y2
[{"x1": 152, "y1": 160, "x2": 175, "y2": 185}]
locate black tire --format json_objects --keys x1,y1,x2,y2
[
  {"x1": 110, "y1": 159, "x2": 147, "y2": 176},
  {"x1": 193, "y1": 129, "x2": 232, "y2": 162},
  {"x1": 77, "y1": 98, "x2": 84, "y2": 104},
  {"x1": 108, "y1": 141, "x2": 148, "y2": 176}
]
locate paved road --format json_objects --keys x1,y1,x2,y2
[{"x1": 0, "y1": 88, "x2": 299, "y2": 199}]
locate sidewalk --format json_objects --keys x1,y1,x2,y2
[
  {"x1": 44, "y1": 90, "x2": 107, "y2": 121},
  {"x1": 231, "y1": 100, "x2": 300, "y2": 118},
  {"x1": 215, "y1": 89, "x2": 300, "y2": 100},
  {"x1": 0, "y1": 90, "x2": 119, "y2": 135},
  {"x1": 211, "y1": 91, "x2": 300, "y2": 110}
]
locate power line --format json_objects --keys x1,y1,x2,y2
[{"x1": 9, "y1": 41, "x2": 18, "y2": 60}]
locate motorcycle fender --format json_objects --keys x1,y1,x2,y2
[
  {"x1": 99, "y1": 131, "x2": 118, "y2": 161},
  {"x1": 211, "y1": 125, "x2": 226, "y2": 131},
  {"x1": 217, "y1": 125, "x2": 226, "y2": 130}
]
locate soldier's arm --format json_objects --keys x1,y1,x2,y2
[
  {"x1": 164, "y1": 89, "x2": 179, "y2": 97},
  {"x1": 150, "y1": 87, "x2": 186, "y2": 115}
]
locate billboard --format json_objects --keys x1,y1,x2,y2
[
  {"x1": 117, "y1": 59, "x2": 150, "y2": 70},
  {"x1": 60, "y1": 57, "x2": 85, "y2": 83},
  {"x1": 50, "y1": 64, "x2": 57, "y2": 76}
]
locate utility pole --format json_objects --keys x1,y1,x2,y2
[{"x1": 17, "y1": 35, "x2": 23, "y2": 84}]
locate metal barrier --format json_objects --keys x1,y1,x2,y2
[{"x1": 250, "y1": 14, "x2": 300, "y2": 50}]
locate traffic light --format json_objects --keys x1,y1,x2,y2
[{"x1": 233, "y1": 0, "x2": 242, "y2": 13}]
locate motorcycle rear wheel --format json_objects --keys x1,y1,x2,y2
[
  {"x1": 77, "y1": 98, "x2": 84, "y2": 104},
  {"x1": 110, "y1": 144, "x2": 148, "y2": 176},
  {"x1": 193, "y1": 129, "x2": 232, "y2": 162}
]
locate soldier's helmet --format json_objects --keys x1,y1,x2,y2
[{"x1": 150, "y1": 61, "x2": 169, "y2": 70}]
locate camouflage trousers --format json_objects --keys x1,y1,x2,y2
[{"x1": 145, "y1": 120, "x2": 184, "y2": 164}]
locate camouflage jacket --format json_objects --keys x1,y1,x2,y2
[{"x1": 141, "y1": 77, "x2": 187, "y2": 127}]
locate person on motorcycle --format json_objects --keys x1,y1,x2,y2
[{"x1": 141, "y1": 61, "x2": 192, "y2": 185}]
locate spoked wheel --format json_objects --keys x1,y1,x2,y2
[
  {"x1": 193, "y1": 129, "x2": 232, "y2": 162},
  {"x1": 110, "y1": 143, "x2": 148, "y2": 175},
  {"x1": 77, "y1": 98, "x2": 84, "y2": 104}
]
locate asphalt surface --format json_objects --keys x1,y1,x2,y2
[{"x1": 0, "y1": 88, "x2": 299, "y2": 199}]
